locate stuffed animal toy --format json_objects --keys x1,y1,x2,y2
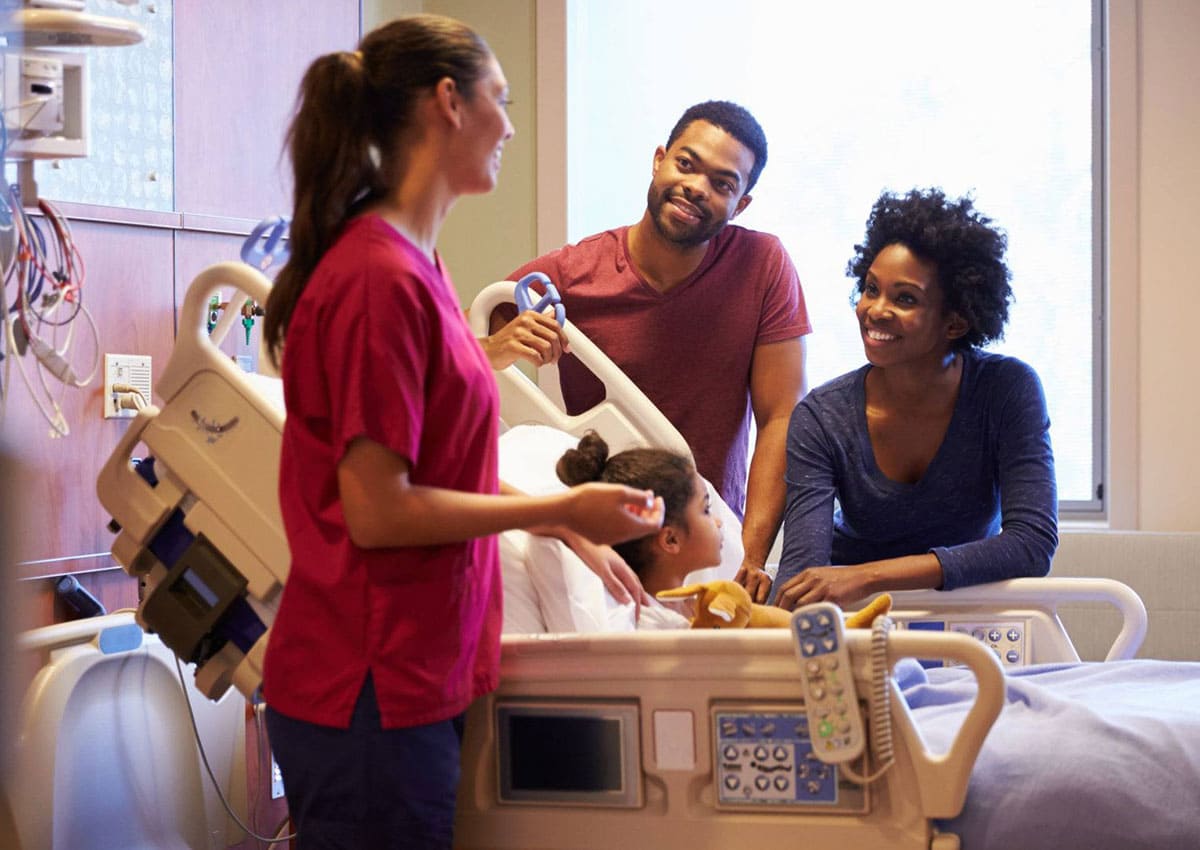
[{"x1": 656, "y1": 579, "x2": 892, "y2": 629}]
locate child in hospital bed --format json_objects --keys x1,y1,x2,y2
[
  {"x1": 556, "y1": 432, "x2": 724, "y2": 628},
  {"x1": 497, "y1": 424, "x2": 748, "y2": 632}
]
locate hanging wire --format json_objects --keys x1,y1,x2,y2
[{"x1": 0, "y1": 181, "x2": 99, "y2": 436}]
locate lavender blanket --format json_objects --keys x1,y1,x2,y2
[{"x1": 897, "y1": 659, "x2": 1200, "y2": 849}]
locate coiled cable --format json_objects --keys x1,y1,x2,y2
[{"x1": 841, "y1": 615, "x2": 896, "y2": 785}]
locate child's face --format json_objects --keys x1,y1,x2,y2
[{"x1": 675, "y1": 473, "x2": 723, "y2": 569}]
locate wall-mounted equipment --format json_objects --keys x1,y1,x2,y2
[
  {"x1": 1, "y1": 50, "x2": 87, "y2": 159},
  {"x1": 1, "y1": 0, "x2": 145, "y2": 199}
]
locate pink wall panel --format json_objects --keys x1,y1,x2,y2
[
  {"x1": 173, "y1": 0, "x2": 361, "y2": 219},
  {"x1": 5, "y1": 221, "x2": 176, "y2": 580}
]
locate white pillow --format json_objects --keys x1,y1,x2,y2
[
  {"x1": 497, "y1": 424, "x2": 744, "y2": 634},
  {"x1": 525, "y1": 534, "x2": 637, "y2": 633},
  {"x1": 498, "y1": 530, "x2": 548, "y2": 634},
  {"x1": 498, "y1": 424, "x2": 580, "y2": 496}
]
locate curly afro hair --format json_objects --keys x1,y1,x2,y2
[{"x1": 847, "y1": 188, "x2": 1013, "y2": 351}]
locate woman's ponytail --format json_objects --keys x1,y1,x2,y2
[
  {"x1": 263, "y1": 14, "x2": 491, "y2": 368},
  {"x1": 264, "y1": 51, "x2": 378, "y2": 367}
]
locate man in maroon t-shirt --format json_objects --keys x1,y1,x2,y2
[{"x1": 484, "y1": 101, "x2": 811, "y2": 603}]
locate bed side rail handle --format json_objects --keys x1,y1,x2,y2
[
  {"x1": 469, "y1": 280, "x2": 693, "y2": 461},
  {"x1": 857, "y1": 629, "x2": 1005, "y2": 819},
  {"x1": 95, "y1": 404, "x2": 172, "y2": 554}
]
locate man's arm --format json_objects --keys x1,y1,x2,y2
[{"x1": 735, "y1": 336, "x2": 807, "y2": 602}]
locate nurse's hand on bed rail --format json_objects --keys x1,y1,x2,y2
[{"x1": 478, "y1": 308, "x2": 569, "y2": 370}]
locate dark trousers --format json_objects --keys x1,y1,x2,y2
[{"x1": 265, "y1": 675, "x2": 466, "y2": 850}]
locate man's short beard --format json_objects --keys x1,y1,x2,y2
[{"x1": 646, "y1": 185, "x2": 726, "y2": 248}]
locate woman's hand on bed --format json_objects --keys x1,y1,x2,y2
[
  {"x1": 772, "y1": 565, "x2": 872, "y2": 611},
  {"x1": 479, "y1": 309, "x2": 569, "y2": 370},
  {"x1": 734, "y1": 562, "x2": 774, "y2": 604},
  {"x1": 773, "y1": 554, "x2": 943, "y2": 611}
]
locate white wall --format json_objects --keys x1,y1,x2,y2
[
  {"x1": 1134, "y1": 0, "x2": 1200, "y2": 530},
  {"x1": 1106, "y1": 0, "x2": 1200, "y2": 531}
]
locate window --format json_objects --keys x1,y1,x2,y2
[{"x1": 563, "y1": 0, "x2": 1102, "y2": 510}]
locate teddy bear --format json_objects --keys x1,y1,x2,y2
[{"x1": 655, "y1": 579, "x2": 892, "y2": 629}]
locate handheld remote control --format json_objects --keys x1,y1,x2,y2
[{"x1": 791, "y1": 602, "x2": 866, "y2": 763}]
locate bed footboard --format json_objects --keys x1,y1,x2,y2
[{"x1": 455, "y1": 629, "x2": 1003, "y2": 850}]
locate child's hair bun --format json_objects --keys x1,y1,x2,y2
[{"x1": 556, "y1": 430, "x2": 609, "y2": 486}]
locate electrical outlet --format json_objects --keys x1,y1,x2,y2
[{"x1": 103, "y1": 353, "x2": 151, "y2": 419}]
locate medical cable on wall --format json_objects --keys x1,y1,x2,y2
[{"x1": 0, "y1": 0, "x2": 143, "y2": 436}]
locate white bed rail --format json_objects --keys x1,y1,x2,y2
[
  {"x1": 159, "y1": 261, "x2": 277, "y2": 396},
  {"x1": 96, "y1": 262, "x2": 285, "y2": 700},
  {"x1": 885, "y1": 576, "x2": 1148, "y2": 662},
  {"x1": 468, "y1": 280, "x2": 692, "y2": 459}
]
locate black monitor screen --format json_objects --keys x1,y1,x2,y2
[{"x1": 508, "y1": 714, "x2": 624, "y2": 792}]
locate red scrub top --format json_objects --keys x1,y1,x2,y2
[{"x1": 263, "y1": 215, "x2": 502, "y2": 729}]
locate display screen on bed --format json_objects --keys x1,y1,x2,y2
[{"x1": 496, "y1": 701, "x2": 641, "y2": 807}]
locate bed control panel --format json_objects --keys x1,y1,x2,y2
[
  {"x1": 901, "y1": 618, "x2": 1029, "y2": 667},
  {"x1": 711, "y1": 707, "x2": 867, "y2": 813},
  {"x1": 792, "y1": 602, "x2": 866, "y2": 763}
]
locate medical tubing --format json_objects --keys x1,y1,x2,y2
[
  {"x1": 0, "y1": 186, "x2": 96, "y2": 435},
  {"x1": 4, "y1": 305, "x2": 69, "y2": 436},
  {"x1": 840, "y1": 615, "x2": 896, "y2": 785},
  {"x1": 174, "y1": 656, "x2": 299, "y2": 845}
]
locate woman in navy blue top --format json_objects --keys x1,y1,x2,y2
[{"x1": 771, "y1": 188, "x2": 1057, "y2": 611}]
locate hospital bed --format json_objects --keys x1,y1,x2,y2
[{"x1": 94, "y1": 268, "x2": 1197, "y2": 850}]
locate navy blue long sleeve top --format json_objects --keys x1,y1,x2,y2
[{"x1": 772, "y1": 349, "x2": 1057, "y2": 600}]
